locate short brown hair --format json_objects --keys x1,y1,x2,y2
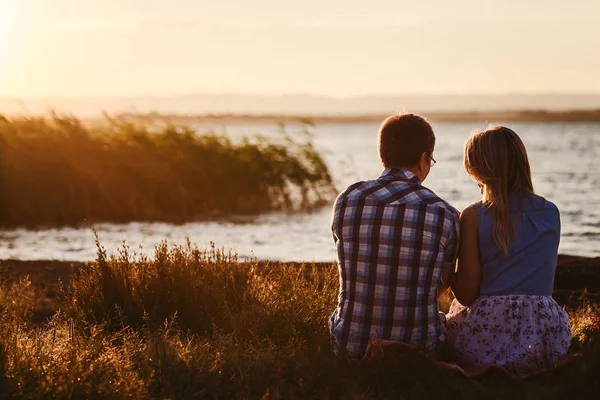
[{"x1": 377, "y1": 113, "x2": 435, "y2": 168}]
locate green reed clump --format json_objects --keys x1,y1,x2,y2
[
  {"x1": 0, "y1": 113, "x2": 336, "y2": 228},
  {"x1": 1, "y1": 243, "x2": 599, "y2": 399}
]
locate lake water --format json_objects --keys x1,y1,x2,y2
[{"x1": 1, "y1": 121, "x2": 599, "y2": 261}]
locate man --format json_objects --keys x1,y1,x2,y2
[{"x1": 329, "y1": 113, "x2": 460, "y2": 360}]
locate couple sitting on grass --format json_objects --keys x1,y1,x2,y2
[{"x1": 329, "y1": 113, "x2": 572, "y2": 375}]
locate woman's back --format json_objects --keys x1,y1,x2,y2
[
  {"x1": 474, "y1": 194, "x2": 560, "y2": 297},
  {"x1": 447, "y1": 126, "x2": 571, "y2": 375}
]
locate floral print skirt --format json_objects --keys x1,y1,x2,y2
[{"x1": 446, "y1": 295, "x2": 572, "y2": 375}]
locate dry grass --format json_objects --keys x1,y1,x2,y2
[
  {"x1": 0, "y1": 243, "x2": 599, "y2": 399},
  {"x1": 0, "y1": 113, "x2": 336, "y2": 228}
]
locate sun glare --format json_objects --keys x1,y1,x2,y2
[
  {"x1": 0, "y1": 0, "x2": 17, "y2": 82},
  {"x1": 0, "y1": 0, "x2": 15, "y2": 53}
]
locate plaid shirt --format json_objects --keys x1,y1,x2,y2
[{"x1": 329, "y1": 168, "x2": 460, "y2": 359}]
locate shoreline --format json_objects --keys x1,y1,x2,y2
[{"x1": 98, "y1": 109, "x2": 600, "y2": 126}]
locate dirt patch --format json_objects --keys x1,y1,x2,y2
[
  {"x1": 553, "y1": 255, "x2": 600, "y2": 306},
  {"x1": 0, "y1": 259, "x2": 86, "y2": 294}
]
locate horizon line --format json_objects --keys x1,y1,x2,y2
[{"x1": 2, "y1": 90, "x2": 600, "y2": 101}]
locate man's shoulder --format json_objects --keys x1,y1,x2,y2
[
  {"x1": 335, "y1": 181, "x2": 459, "y2": 219},
  {"x1": 407, "y1": 186, "x2": 460, "y2": 219},
  {"x1": 335, "y1": 179, "x2": 381, "y2": 203}
]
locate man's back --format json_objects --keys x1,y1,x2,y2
[{"x1": 329, "y1": 168, "x2": 459, "y2": 359}]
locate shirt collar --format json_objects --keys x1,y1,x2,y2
[{"x1": 379, "y1": 168, "x2": 421, "y2": 184}]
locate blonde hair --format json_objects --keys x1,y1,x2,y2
[{"x1": 464, "y1": 126, "x2": 534, "y2": 256}]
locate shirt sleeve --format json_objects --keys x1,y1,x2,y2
[{"x1": 331, "y1": 193, "x2": 343, "y2": 243}]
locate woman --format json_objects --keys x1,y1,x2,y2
[{"x1": 446, "y1": 126, "x2": 571, "y2": 375}]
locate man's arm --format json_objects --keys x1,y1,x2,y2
[{"x1": 331, "y1": 194, "x2": 343, "y2": 244}]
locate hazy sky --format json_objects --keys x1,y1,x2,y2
[{"x1": 1, "y1": 0, "x2": 599, "y2": 97}]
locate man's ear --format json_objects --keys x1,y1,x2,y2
[
  {"x1": 415, "y1": 152, "x2": 430, "y2": 182},
  {"x1": 419, "y1": 152, "x2": 429, "y2": 169}
]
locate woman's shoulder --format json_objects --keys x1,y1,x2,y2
[
  {"x1": 525, "y1": 194, "x2": 559, "y2": 214},
  {"x1": 464, "y1": 201, "x2": 486, "y2": 215},
  {"x1": 461, "y1": 203, "x2": 482, "y2": 222}
]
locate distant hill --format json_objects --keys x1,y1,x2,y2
[{"x1": 1, "y1": 93, "x2": 600, "y2": 117}]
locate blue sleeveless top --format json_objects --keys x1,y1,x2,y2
[{"x1": 474, "y1": 194, "x2": 560, "y2": 296}]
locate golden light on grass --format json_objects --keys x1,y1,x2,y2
[{"x1": 0, "y1": 243, "x2": 598, "y2": 398}]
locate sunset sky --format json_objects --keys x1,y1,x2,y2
[{"x1": 1, "y1": 0, "x2": 599, "y2": 98}]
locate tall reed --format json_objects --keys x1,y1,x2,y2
[{"x1": 0, "y1": 113, "x2": 336, "y2": 227}]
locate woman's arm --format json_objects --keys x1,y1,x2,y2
[{"x1": 451, "y1": 205, "x2": 481, "y2": 306}]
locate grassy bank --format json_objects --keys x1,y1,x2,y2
[
  {"x1": 0, "y1": 114, "x2": 335, "y2": 228},
  {"x1": 0, "y1": 245, "x2": 599, "y2": 399}
]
